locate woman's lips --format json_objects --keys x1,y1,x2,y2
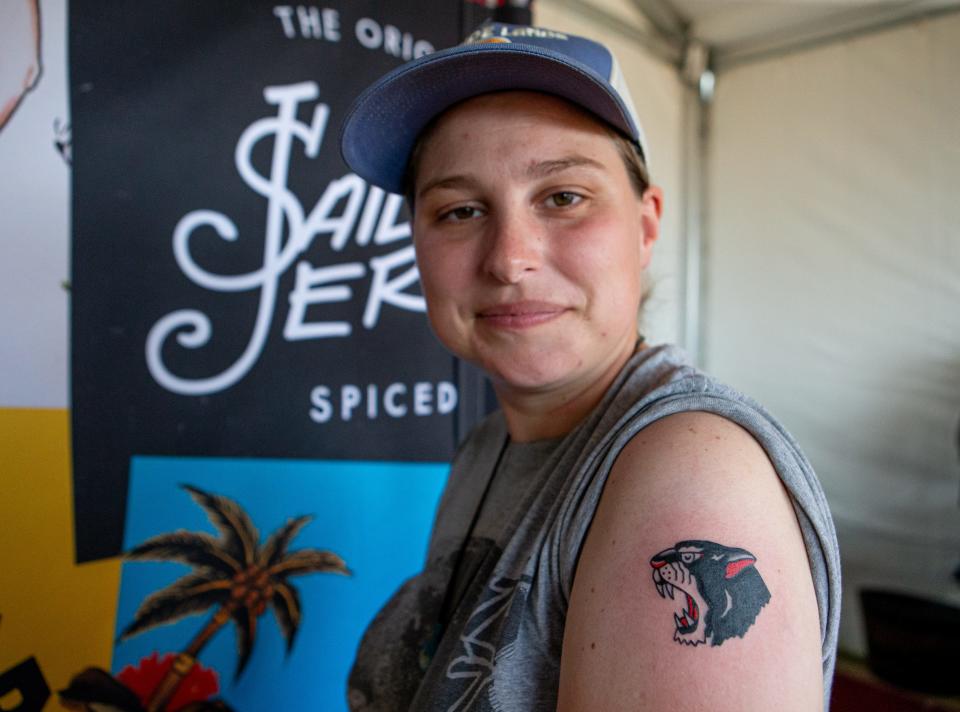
[{"x1": 476, "y1": 301, "x2": 568, "y2": 329}]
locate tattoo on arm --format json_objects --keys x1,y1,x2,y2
[{"x1": 650, "y1": 540, "x2": 770, "y2": 647}]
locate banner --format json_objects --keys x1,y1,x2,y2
[
  {"x1": 62, "y1": 2, "x2": 488, "y2": 710},
  {"x1": 70, "y1": 1, "x2": 464, "y2": 563}
]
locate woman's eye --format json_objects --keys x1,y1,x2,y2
[
  {"x1": 441, "y1": 205, "x2": 482, "y2": 222},
  {"x1": 547, "y1": 191, "x2": 581, "y2": 208}
]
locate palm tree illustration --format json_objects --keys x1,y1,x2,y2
[{"x1": 119, "y1": 484, "x2": 350, "y2": 712}]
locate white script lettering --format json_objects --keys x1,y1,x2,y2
[{"x1": 146, "y1": 82, "x2": 425, "y2": 396}]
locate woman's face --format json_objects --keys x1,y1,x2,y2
[{"x1": 412, "y1": 91, "x2": 661, "y2": 400}]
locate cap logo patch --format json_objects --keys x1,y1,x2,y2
[{"x1": 464, "y1": 24, "x2": 569, "y2": 45}]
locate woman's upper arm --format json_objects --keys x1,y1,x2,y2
[{"x1": 557, "y1": 411, "x2": 824, "y2": 711}]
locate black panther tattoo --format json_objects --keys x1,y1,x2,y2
[{"x1": 650, "y1": 540, "x2": 770, "y2": 646}]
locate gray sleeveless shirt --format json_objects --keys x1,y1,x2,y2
[{"x1": 348, "y1": 345, "x2": 841, "y2": 711}]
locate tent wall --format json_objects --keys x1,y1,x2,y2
[
  {"x1": 537, "y1": 1, "x2": 688, "y2": 346},
  {"x1": 705, "y1": 13, "x2": 960, "y2": 653}
]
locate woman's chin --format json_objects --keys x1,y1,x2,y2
[{"x1": 482, "y1": 355, "x2": 583, "y2": 396}]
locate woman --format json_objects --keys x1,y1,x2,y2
[{"x1": 341, "y1": 21, "x2": 840, "y2": 712}]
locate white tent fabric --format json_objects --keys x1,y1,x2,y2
[
  {"x1": 537, "y1": 0, "x2": 960, "y2": 655},
  {"x1": 706, "y1": 12, "x2": 960, "y2": 653}
]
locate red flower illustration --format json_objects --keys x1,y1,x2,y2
[{"x1": 117, "y1": 652, "x2": 219, "y2": 711}]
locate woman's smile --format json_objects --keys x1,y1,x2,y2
[{"x1": 475, "y1": 300, "x2": 570, "y2": 330}]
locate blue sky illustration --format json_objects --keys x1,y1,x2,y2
[{"x1": 113, "y1": 456, "x2": 448, "y2": 711}]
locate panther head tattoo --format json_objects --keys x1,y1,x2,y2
[{"x1": 650, "y1": 540, "x2": 770, "y2": 647}]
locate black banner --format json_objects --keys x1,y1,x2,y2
[{"x1": 70, "y1": 2, "x2": 478, "y2": 562}]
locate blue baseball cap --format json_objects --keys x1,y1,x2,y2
[{"x1": 340, "y1": 21, "x2": 650, "y2": 195}]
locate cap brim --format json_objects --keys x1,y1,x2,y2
[{"x1": 340, "y1": 42, "x2": 641, "y2": 195}]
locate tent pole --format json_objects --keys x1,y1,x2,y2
[{"x1": 679, "y1": 41, "x2": 713, "y2": 367}]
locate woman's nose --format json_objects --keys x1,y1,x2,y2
[{"x1": 482, "y1": 210, "x2": 543, "y2": 284}]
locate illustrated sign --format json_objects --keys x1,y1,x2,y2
[{"x1": 70, "y1": 1, "x2": 467, "y2": 562}]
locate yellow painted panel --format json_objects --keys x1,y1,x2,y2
[{"x1": 0, "y1": 408, "x2": 121, "y2": 708}]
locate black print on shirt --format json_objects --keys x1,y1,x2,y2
[{"x1": 650, "y1": 540, "x2": 770, "y2": 646}]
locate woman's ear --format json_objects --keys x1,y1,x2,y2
[{"x1": 639, "y1": 185, "x2": 663, "y2": 267}]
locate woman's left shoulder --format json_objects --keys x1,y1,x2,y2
[
  {"x1": 619, "y1": 409, "x2": 779, "y2": 484},
  {"x1": 602, "y1": 410, "x2": 809, "y2": 567},
  {"x1": 557, "y1": 410, "x2": 826, "y2": 711}
]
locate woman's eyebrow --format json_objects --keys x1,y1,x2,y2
[
  {"x1": 416, "y1": 174, "x2": 476, "y2": 200},
  {"x1": 417, "y1": 155, "x2": 605, "y2": 200},
  {"x1": 526, "y1": 155, "x2": 605, "y2": 178}
]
